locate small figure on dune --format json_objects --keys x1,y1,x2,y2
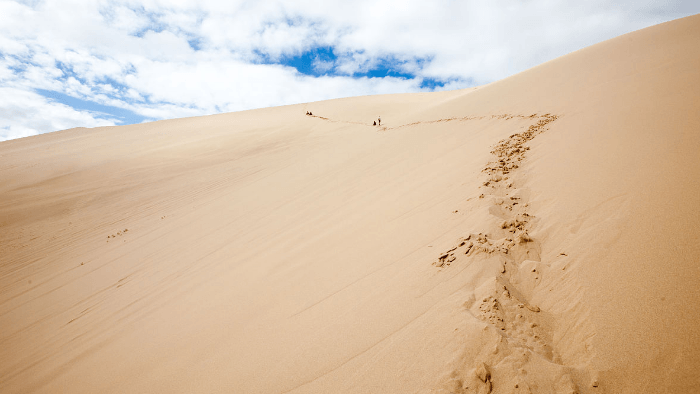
[
  {"x1": 373, "y1": 120, "x2": 376, "y2": 126},
  {"x1": 306, "y1": 111, "x2": 309, "y2": 115},
  {"x1": 378, "y1": 116, "x2": 381, "y2": 126}
]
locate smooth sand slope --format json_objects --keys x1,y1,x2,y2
[{"x1": 1, "y1": 14, "x2": 699, "y2": 394}]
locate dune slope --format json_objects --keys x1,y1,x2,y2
[{"x1": 1, "y1": 14, "x2": 699, "y2": 394}]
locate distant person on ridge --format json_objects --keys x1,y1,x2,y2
[
  {"x1": 373, "y1": 121, "x2": 376, "y2": 126},
  {"x1": 378, "y1": 116, "x2": 381, "y2": 126}
]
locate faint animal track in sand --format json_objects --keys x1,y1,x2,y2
[
  {"x1": 307, "y1": 114, "x2": 370, "y2": 127},
  {"x1": 393, "y1": 113, "x2": 543, "y2": 131},
  {"x1": 433, "y1": 114, "x2": 591, "y2": 394},
  {"x1": 106, "y1": 228, "x2": 129, "y2": 242}
]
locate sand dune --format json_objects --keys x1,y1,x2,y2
[{"x1": 1, "y1": 14, "x2": 699, "y2": 394}]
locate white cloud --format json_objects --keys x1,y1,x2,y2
[{"x1": 0, "y1": 0, "x2": 698, "y2": 140}]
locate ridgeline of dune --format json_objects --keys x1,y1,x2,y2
[{"x1": 1, "y1": 14, "x2": 699, "y2": 394}]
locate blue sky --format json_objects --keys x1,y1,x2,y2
[
  {"x1": 34, "y1": 90, "x2": 147, "y2": 126},
  {"x1": 0, "y1": 0, "x2": 698, "y2": 141}
]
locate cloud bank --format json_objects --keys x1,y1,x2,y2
[{"x1": 0, "y1": 0, "x2": 697, "y2": 140}]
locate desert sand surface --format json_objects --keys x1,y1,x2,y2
[{"x1": 1, "y1": 14, "x2": 699, "y2": 394}]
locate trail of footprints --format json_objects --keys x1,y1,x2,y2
[
  {"x1": 432, "y1": 114, "x2": 587, "y2": 394},
  {"x1": 307, "y1": 111, "x2": 546, "y2": 130},
  {"x1": 433, "y1": 114, "x2": 557, "y2": 268}
]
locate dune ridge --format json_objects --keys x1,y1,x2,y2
[{"x1": 1, "y1": 13, "x2": 699, "y2": 394}]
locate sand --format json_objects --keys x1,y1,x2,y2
[{"x1": 1, "y1": 14, "x2": 699, "y2": 394}]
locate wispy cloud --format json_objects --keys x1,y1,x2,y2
[
  {"x1": 312, "y1": 56, "x2": 334, "y2": 74},
  {"x1": 0, "y1": 0, "x2": 697, "y2": 140}
]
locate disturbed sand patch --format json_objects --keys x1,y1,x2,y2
[{"x1": 431, "y1": 114, "x2": 597, "y2": 394}]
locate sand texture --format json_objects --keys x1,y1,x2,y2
[{"x1": 1, "y1": 14, "x2": 699, "y2": 394}]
